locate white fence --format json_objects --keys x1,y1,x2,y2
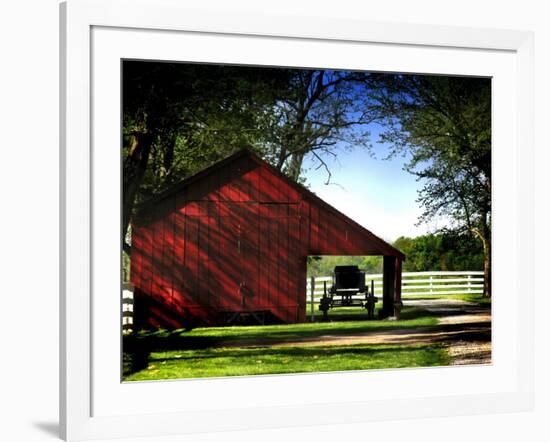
[
  {"x1": 122, "y1": 283, "x2": 134, "y2": 333},
  {"x1": 306, "y1": 270, "x2": 484, "y2": 316}
]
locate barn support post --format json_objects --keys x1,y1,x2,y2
[
  {"x1": 394, "y1": 258, "x2": 403, "y2": 319},
  {"x1": 381, "y1": 256, "x2": 396, "y2": 318}
]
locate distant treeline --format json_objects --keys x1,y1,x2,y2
[{"x1": 307, "y1": 233, "x2": 484, "y2": 277}]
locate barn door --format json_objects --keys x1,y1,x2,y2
[{"x1": 217, "y1": 203, "x2": 260, "y2": 312}]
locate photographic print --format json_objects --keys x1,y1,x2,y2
[{"x1": 121, "y1": 61, "x2": 492, "y2": 381}]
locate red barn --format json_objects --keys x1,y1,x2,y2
[{"x1": 130, "y1": 150, "x2": 404, "y2": 329}]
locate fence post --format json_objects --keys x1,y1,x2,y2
[
  {"x1": 467, "y1": 274, "x2": 472, "y2": 292},
  {"x1": 310, "y1": 276, "x2": 315, "y2": 322},
  {"x1": 429, "y1": 275, "x2": 433, "y2": 295}
]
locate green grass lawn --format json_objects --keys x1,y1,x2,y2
[
  {"x1": 123, "y1": 342, "x2": 449, "y2": 381},
  {"x1": 123, "y1": 305, "x2": 444, "y2": 381}
]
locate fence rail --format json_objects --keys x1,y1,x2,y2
[{"x1": 306, "y1": 270, "x2": 485, "y2": 302}]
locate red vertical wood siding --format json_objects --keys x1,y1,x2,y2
[{"x1": 131, "y1": 151, "x2": 403, "y2": 329}]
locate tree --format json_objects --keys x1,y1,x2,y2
[
  {"x1": 265, "y1": 70, "x2": 374, "y2": 183},
  {"x1": 122, "y1": 62, "x2": 293, "y2": 253},
  {"x1": 393, "y1": 234, "x2": 484, "y2": 272},
  {"x1": 122, "y1": 64, "x2": 377, "y2": 254},
  {"x1": 366, "y1": 75, "x2": 492, "y2": 296}
]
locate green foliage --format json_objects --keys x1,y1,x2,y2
[
  {"x1": 306, "y1": 232, "x2": 483, "y2": 278},
  {"x1": 366, "y1": 75, "x2": 491, "y2": 232},
  {"x1": 307, "y1": 255, "x2": 383, "y2": 278},
  {"x1": 365, "y1": 74, "x2": 491, "y2": 295},
  {"x1": 123, "y1": 62, "x2": 293, "y2": 205},
  {"x1": 393, "y1": 233, "x2": 484, "y2": 272},
  {"x1": 123, "y1": 63, "x2": 377, "y2": 207},
  {"x1": 264, "y1": 70, "x2": 373, "y2": 181}
]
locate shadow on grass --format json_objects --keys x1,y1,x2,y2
[
  {"x1": 123, "y1": 305, "x2": 490, "y2": 377},
  {"x1": 150, "y1": 342, "x2": 437, "y2": 362},
  {"x1": 125, "y1": 308, "x2": 435, "y2": 351}
]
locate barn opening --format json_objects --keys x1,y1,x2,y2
[{"x1": 306, "y1": 255, "x2": 403, "y2": 321}]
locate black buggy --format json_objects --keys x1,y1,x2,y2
[{"x1": 319, "y1": 265, "x2": 378, "y2": 320}]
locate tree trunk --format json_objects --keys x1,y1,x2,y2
[
  {"x1": 483, "y1": 243, "x2": 491, "y2": 298},
  {"x1": 276, "y1": 147, "x2": 287, "y2": 170},
  {"x1": 122, "y1": 132, "x2": 153, "y2": 255},
  {"x1": 471, "y1": 226, "x2": 491, "y2": 298},
  {"x1": 288, "y1": 151, "x2": 305, "y2": 181}
]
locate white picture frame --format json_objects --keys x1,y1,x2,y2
[{"x1": 60, "y1": 0, "x2": 534, "y2": 440}]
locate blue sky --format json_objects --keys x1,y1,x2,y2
[{"x1": 302, "y1": 124, "x2": 447, "y2": 242}]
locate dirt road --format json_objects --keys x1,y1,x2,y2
[{"x1": 218, "y1": 298, "x2": 492, "y2": 365}]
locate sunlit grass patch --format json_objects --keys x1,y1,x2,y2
[{"x1": 123, "y1": 342, "x2": 450, "y2": 381}]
